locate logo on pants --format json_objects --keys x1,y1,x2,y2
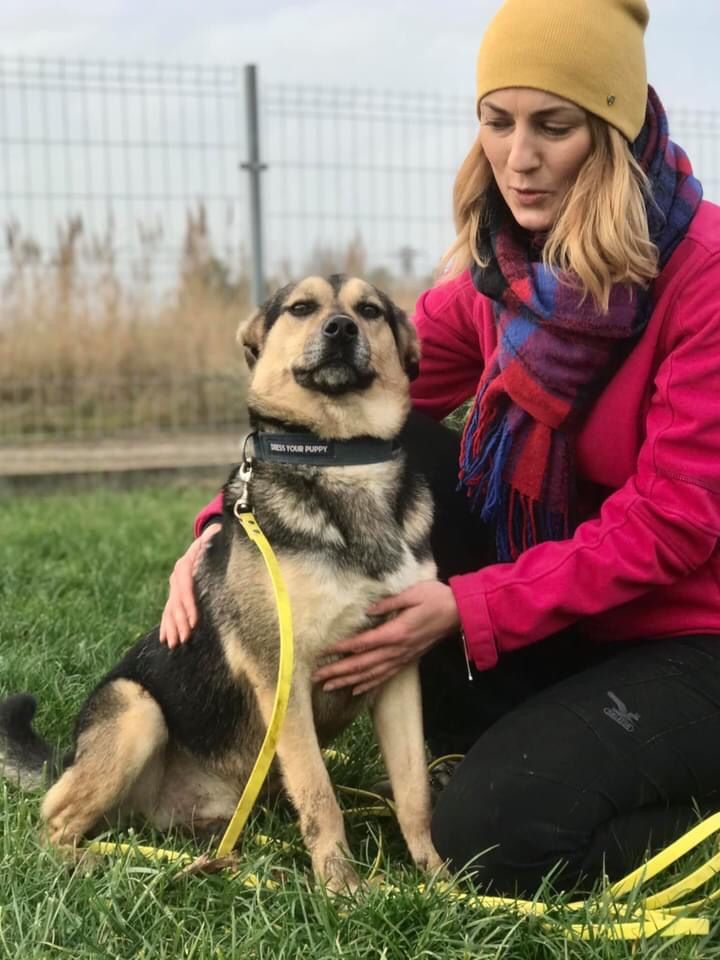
[{"x1": 603, "y1": 691, "x2": 640, "y2": 732}]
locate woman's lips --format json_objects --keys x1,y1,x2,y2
[{"x1": 510, "y1": 188, "x2": 551, "y2": 205}]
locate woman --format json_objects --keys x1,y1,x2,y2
[{"x1": 161, "y1": 0, "x2": 720, "y2": 894}]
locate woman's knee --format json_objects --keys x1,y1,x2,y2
[{"x1": 430, "y1": 761, "x2": 594, "y2": 895}]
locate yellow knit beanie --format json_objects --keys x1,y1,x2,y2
[{"x1": 476, "y1": 0, "x2": 649, "y2": 141}]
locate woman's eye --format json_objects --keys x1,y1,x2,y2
[
  {"x1": 542, "y1": 125, "x2": 572, "y2": 136},
  {"x1": 289, "y1": 301, "x2": 316, "y2": 317},
  {"x1": 358, "y1": 302, "x2": 381, "y2": 319},
  {"x1": 483, "y1": 119, "x2": 511, "y2": 129}
]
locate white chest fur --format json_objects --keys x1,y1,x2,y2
[{"x1": 273, "y1": 548, "x2": 437, "y2": 666}]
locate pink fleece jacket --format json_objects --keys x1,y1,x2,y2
[{"x1": 195, "y1": 200, "x2": 720, "y2": 672}]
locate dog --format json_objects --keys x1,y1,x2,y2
[{"x1": 0, "y1": 274, "x2": 443, "y2": 892}]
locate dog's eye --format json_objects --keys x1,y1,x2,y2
[
  {"x1": 357, "y1": 302, "x2": 382, "y2": 320},
  {"x1": 288, "y1": 301, "x2": 316, "y2": 317}
]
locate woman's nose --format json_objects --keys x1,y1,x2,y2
[{"x1": 507, "y1": 128, "x2": 541, "y2": 172}]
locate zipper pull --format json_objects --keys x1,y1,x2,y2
[{"x1": 460, "y1": 629, "x2": 474, "y2": 682}]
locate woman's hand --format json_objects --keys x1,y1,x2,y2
[
  {"x1": 312, "y1": 580, "x2": 461, "y2": 695},
  {"x1": 159, "y1": 522, "x2": 222, "y2": 649}
]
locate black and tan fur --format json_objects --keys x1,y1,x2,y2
[{"x1": 0, "y1": 275, "x2": 442, "y2": 891}]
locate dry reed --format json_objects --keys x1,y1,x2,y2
[{"x1": 0, "y1": 209, "x2": 427, "y2": 440}]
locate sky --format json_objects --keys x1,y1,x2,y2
[{"x1": 2, "y1": 0, "x2": 719, "y2": 111}]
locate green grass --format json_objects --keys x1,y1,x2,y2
[{"x1": 1, "y1": 485, "x2": 719, "y2": 958}]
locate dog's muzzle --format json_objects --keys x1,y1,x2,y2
[{"x1": 292, "y1": 315, "x2": 375, "y2": 395}]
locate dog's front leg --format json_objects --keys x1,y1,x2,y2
[
  {"x1": 371, "y1": 663, "x2": 443, "y2": 873},
  {"x1": 258, "y1": 679, "x2": 358, "y2": 893}
]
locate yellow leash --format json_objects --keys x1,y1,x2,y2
[
  {"x1": 85, "y1": 502, "x2": 720, "y2": 940},
  {"x1": 215, "y1": 507, "x2": 294, "y2": 857}
]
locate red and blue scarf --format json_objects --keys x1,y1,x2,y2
[{"x1": 459, "y1": 87, "x2": 703, "y2": 561}]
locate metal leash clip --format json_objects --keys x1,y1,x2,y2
[
  {"x1": 234, "y1": 459, "x2": 254, "y2": 515},
  {"x1": 234, "y1": 432, "x2": 257, "y2": 515}
]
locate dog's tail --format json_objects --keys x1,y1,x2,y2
[{"x1": 0, "y1": 694, "x2": 58, "y2": 791}]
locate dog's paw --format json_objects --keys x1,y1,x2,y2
[
  {"x1": 71, "y1": 847, "x2": 105, "y2": 876},
  {"x1": 409, "y1": 839, "x2": 446, "y2": 875},
  {"x1": 43, "y1": 809, "x2": 88, "y2": 849},
  {"x1": 317, "y1": 854, "x2": 361, "y2": 896},
  {"x1": 44, "y1": 818, "x2": 91, "y2": 849},
  {"x1": 420, "y1": 849, "x2": 447, "y2": 877},
  {"x1": 40, "y1": 832, "x2": 101, "y2": 873},
  {"x1": 41, "y1": 775, "x2": 102, "y2": 847}
]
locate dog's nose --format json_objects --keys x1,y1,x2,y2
[{"x1": 321, "y1": 314, "x2": 359, "y2": 342}]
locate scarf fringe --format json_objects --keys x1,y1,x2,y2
[
  {"x1": 459, "y1": 396, "x2": 567, "y2": 560},
  {"x1": 499, "y1": 485, "x2": 567, "y2": 561},
  {"x1": 458, "y1": 385, "x2": 507, "y2": 513}
]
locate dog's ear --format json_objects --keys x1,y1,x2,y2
[
  {"x1": 236, "y1": 306, "x2": 264, "y2": 370},
  {"x1": 399, "y1": 317, "x2": 421, "y2": 381},
  {"x1": 388, "y1": 301, "x2": 421, "y2": 381},
  {"x1": 237, "y1": 283, "x2": 295, "y2": 369}
]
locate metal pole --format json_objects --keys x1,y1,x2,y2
[{"x1": 241, "y1": 64, "x2": 267, "y2": 306}]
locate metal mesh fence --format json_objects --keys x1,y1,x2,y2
[
  {"x1": 1, "y1": 56, "x2": 718, "y2": 288},
  {"x1": 261, "y1": 84, "x2": 478, "y2": 281},
  {"x1": 0, "y1": 57, "x2": 248, "y2": 286},
  {"x1": 0, "y1": 56, "x2": 719, "y2": 448}
]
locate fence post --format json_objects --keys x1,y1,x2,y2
[{"x1": 241, "y1": 64, "x2": 267, "y2": 306}]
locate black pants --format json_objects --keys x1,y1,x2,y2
[{"x1": 402, "y1": 412, "x2": 720, "y2": 895}]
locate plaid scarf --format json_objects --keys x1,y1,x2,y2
[{"x1": 459, "y1": 87, "x2": 703, "y2": 562}]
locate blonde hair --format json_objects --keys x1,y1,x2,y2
[{"x1": 440, "y1": 115, "x2": 658, "y2": 310}]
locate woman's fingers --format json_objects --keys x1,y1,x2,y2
[
  {"x1": 352, "y1": 669, "x2": 397, "y2": 696},
  {"x1": 319, "y1": 646, "x2": 405, "y2": 690},
  {"x1": 321, "y1": 621, "x2": 403, "y2": 658},
  {"x1": 160, "y1": 585, "x2": 192, "y2": 647},
  {"x1": 159, "y1": 608, "x2": 176, "y2": 648},
  {"x1": 367, "y1": 584, "x2": 424, "y2": 616},
  {"x1": 177, "y1": 552, "x2": 200, "y2": 630},
  {"x1": 313, "y1": 580, "x2": 460, "y2": 691},
  {"x1": 159, "y1": 528, "x2": 220, "y2": 648}
]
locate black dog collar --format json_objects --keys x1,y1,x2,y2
[{"x1": 250, "y1": 431, "x2": 399, "y2": 466}]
